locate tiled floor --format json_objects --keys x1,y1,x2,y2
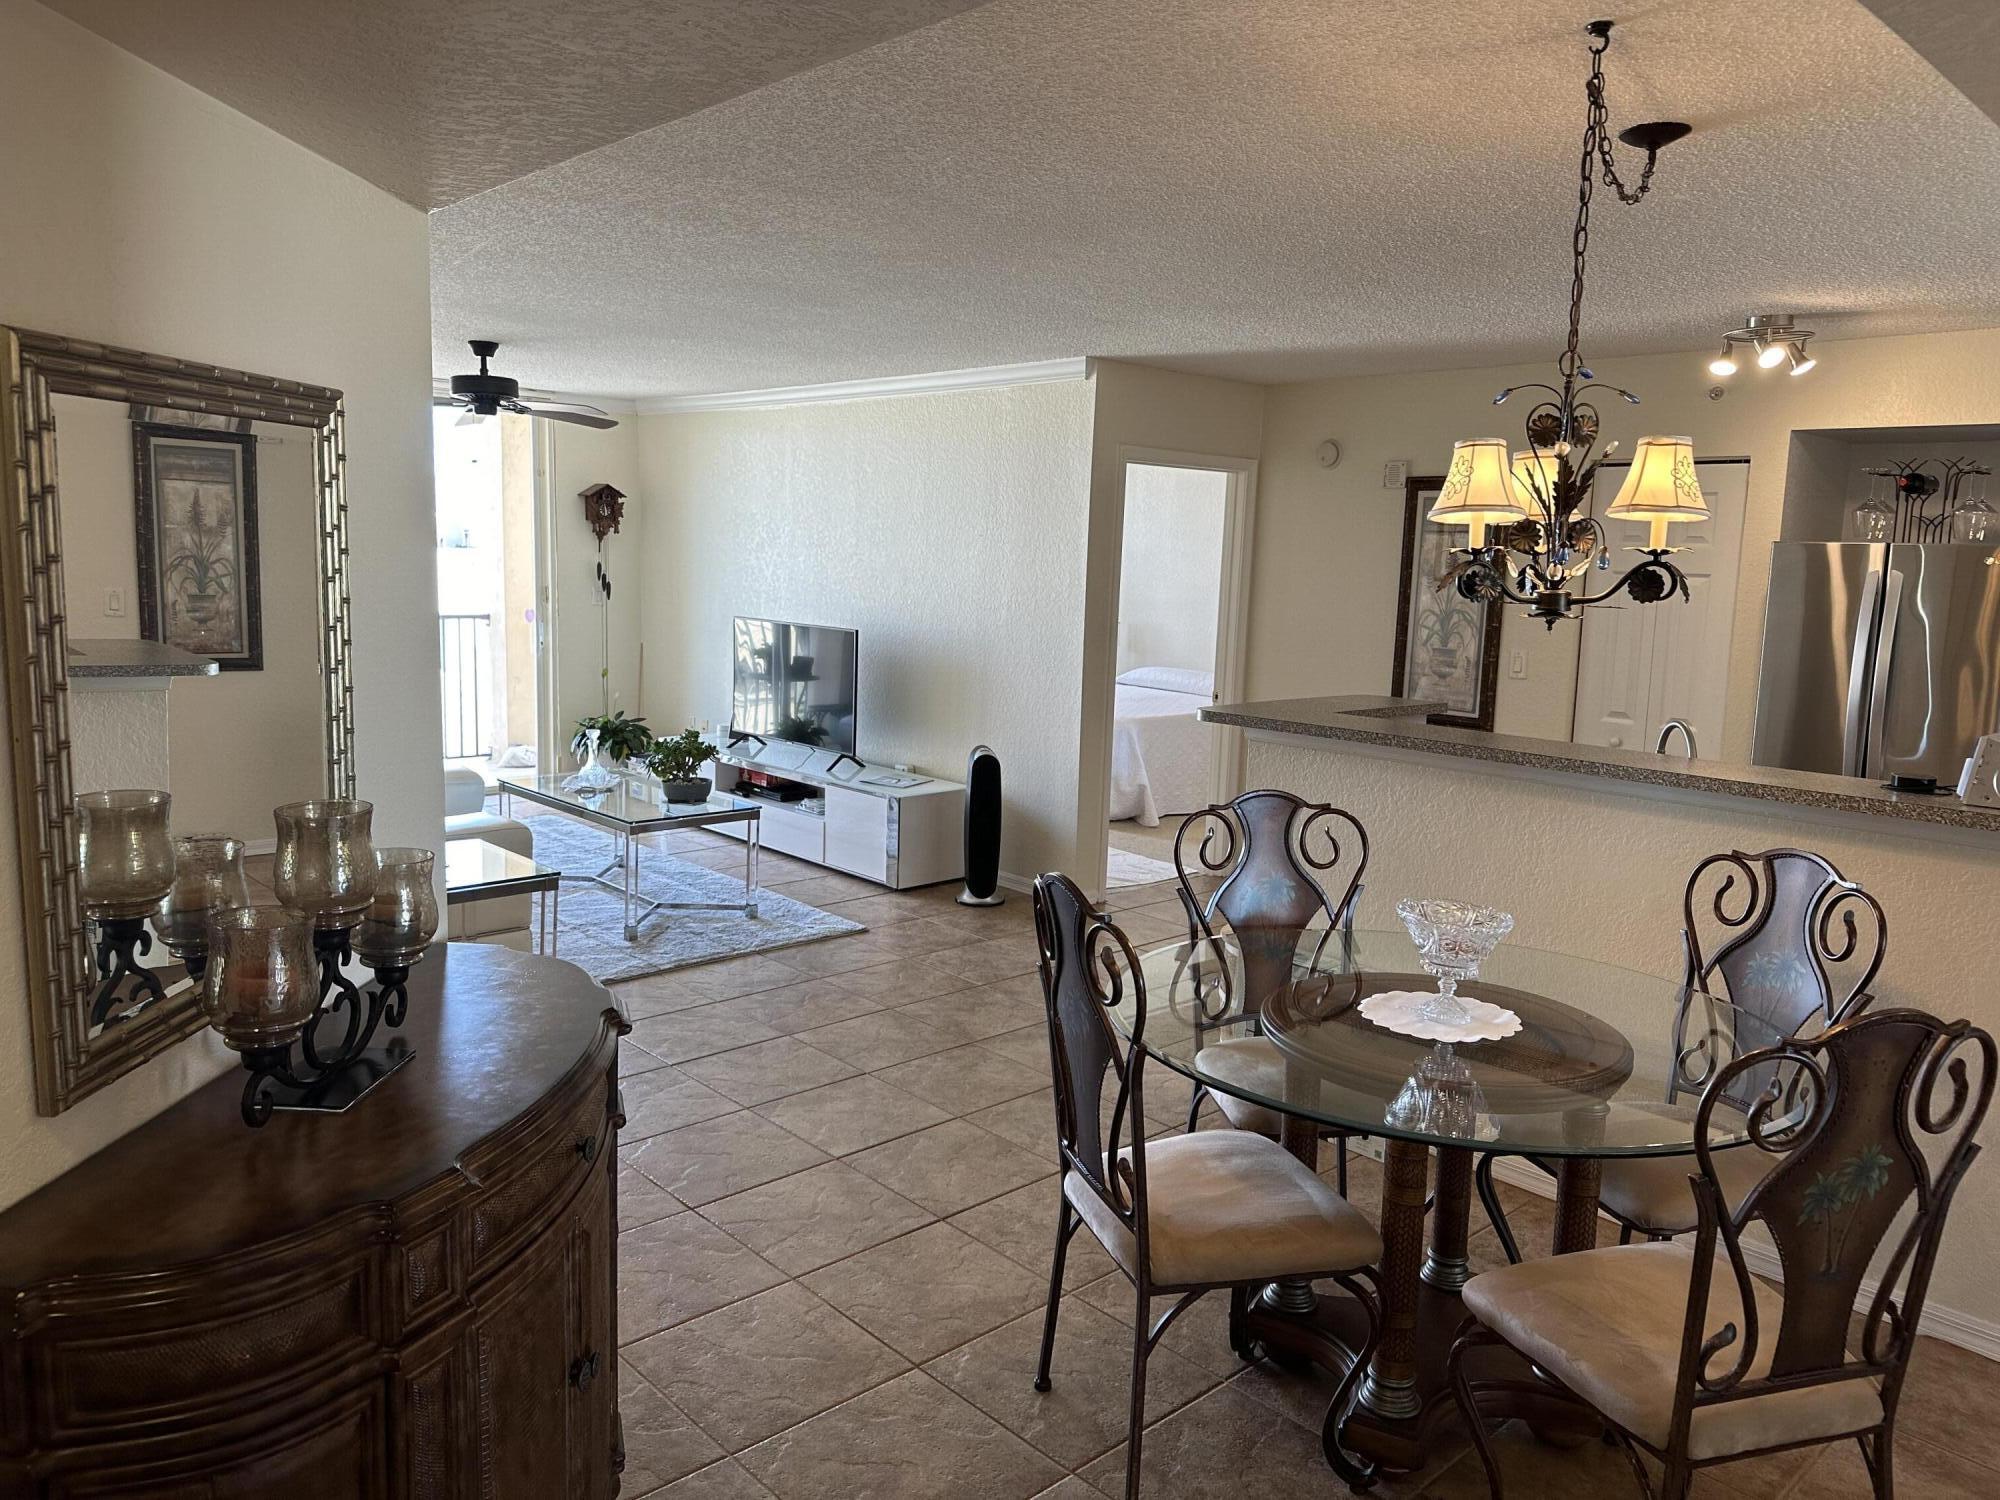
[{"x1": 608, "y1": 834, "x2": 2000, "y2": 1498}]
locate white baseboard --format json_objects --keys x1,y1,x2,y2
[{"x1": 1483, "y1": 1156, "x2": 2000, "y2": 1361}]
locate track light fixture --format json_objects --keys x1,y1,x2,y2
[{"x1": 1713, "y1": 314, "x2": 1817, "y2": 380}]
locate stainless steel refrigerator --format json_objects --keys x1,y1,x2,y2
[{"x1": 1752, "y1": 543, "x2": 2000, "y2": 785}]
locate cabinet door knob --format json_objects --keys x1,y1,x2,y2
[
  {"x1": 570, "y1": 1351, "x2": 600, "y2": 1391},
  {"x1": 575, "y1": 1134, "x2": 599, "y2": 1164}
]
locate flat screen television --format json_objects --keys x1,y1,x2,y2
[{"x1": 730, "y1": 617, "x2": 859, "y2": 758}]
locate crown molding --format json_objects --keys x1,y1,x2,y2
[{"x1": 632, "y1": 358, "x2": 1092, "y2": 414}]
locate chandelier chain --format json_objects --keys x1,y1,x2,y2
[{"x1": 1562, "y1": 29, "x2": 1659, "y2": 381}]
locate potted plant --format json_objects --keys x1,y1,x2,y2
[
  {"x1": 645, "y1": 727, "x2": 719, "y2": 804},
  {"x1": 563, "y1": 710, "x2": 652, "y2": 792}
]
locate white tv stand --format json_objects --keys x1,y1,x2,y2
[{"x1": 706, "y1": 744, "x2": 964, "y2": 890}]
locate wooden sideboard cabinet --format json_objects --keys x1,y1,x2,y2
[{"x1": 0, "y1": 943, "x2": 631, "y2": 1499}]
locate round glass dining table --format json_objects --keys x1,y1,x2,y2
[{"x1": 1110, "y1": 928, "x2": 1789, "y2": 1480}]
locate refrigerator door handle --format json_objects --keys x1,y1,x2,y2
[
  {"x1": 1865, "y1": 569, "x2": 1906, "y2": 777},
  {"x1": 1841, "y1": 566, "x2": 1883, "y2": 777}
]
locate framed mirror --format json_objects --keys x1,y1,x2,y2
[{"x1": 0, "y1": 328, "x2": 354, "y2": 1114}]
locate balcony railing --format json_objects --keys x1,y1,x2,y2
[{"x1": 439, "y1": 613, "x2": 492, "y2": 761}]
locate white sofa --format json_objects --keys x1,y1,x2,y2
[{"x1": 443, "y1": 766, "x2": 537, "y2": 950}]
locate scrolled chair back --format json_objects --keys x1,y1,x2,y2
[
  {"x1": 1033, "y1": 872, "x2": 1152, "y2": 1247},
  {"x1": 1682, "y1": 1008, "x2": 1993, "y2": 1420},
  {"x1": 1682, "y1": 847, "x2": 1886, "y2": 1036},
  {"x1": 1172, "y1": 789, "x2": 1369, "y2": 1018}
]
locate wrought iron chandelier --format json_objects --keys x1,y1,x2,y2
[{"x1": 1431, "y1": 19, "x2": 1702, "y2": 628}]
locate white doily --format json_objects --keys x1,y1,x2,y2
[{"x1": 1357, "y1": 989, "x2": 1523, "y2": 1043}]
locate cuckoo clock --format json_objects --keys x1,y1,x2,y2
[{"x1": 579, "y1": 482, "x2": 626, "y2": 543}]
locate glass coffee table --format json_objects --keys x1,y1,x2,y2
[
  {"x1": 496, "y1": 773, "x2": 761, "y2": 941},
  {"x1": 444, "y1": 838, "x2": 561, "y2": 955}
]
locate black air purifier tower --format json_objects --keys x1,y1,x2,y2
[{"x1": 957, "y1": 745, "x2": 1004, "y2": 906}]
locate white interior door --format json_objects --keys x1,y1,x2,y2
[{"x1": 1572, "y1": 459, "x2": 1749, "y2": 755}]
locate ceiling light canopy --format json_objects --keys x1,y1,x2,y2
[
  {"x1": 1427, "y1": 19, "x2": 1696, "y2": 628},
  {"x1": 1714, "y1": 314, "x2": 1818, "y2": 381}
]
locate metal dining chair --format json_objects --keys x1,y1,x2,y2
[
  {"x1": 1030, "y1": 872, "x2": 1384, "y2": 1500},
  {"x1": 1172, "y1": 788, "x2": 1369, "y2": 1191},
  {"x1": 1479, "y1": 847, "x2": 1887, "y2": 1259},
  {"x1": 1450, "y1": 1007, "x2": 1992, "y2": 1500}
]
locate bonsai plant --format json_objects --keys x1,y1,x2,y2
[{"x1": 645, "y1": 727, "x2": 719, "y2": 804}]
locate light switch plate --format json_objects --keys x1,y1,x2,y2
[
  {"x1": 104, "y1": 587, "x2": 125, "y2": 617},
  {"x1": 1508, "y1": 649, "x2": 1527, "y2": 680},
  {"x1": 1382, "y1": 460, "x2": 1409, "y2": 489}
]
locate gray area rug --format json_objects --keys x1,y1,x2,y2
[{"x1": 516, "y1": 811, "x2": 864, "y2": 984}]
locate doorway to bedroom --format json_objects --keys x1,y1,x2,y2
[{"x1": 1104, "y1": 457, "x2": 1247, "y2": 890}]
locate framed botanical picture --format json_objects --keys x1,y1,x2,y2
[
  {"x1": 1390, "y1": 473, "x2": 1502, "y2": 730},
  {"x1": 133, "y1": 423, "x2": 262, "y2": 670}
]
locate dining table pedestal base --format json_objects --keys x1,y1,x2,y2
[{"x1": 1245, "y1": 1128, "x2": 1607, "y2": 1482}]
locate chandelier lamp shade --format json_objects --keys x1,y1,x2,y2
[
  {"x1": 1430, "y1": 19, "x2": 1697, "y2": 627},
  {"x1": 1710, "y1": 314, "x2": 1817, "y2": 379}
]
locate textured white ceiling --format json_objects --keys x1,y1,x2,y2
[
  {"x1": 1860, "y1": 0, "x2": 2000, "y2": 130},
  {"x1": 424, "y1": 0, "x2": 2000, "y2": 398},
  {"x1": 35, "y1": 0, "x2": 994, "y2": 208}
]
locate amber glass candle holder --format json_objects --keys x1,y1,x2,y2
[
  {"x1": 201, "y1": 905, "x2": 319, "y2": 1051},
  {"x1": 76, "y1": 790, "x2": 177, "y2": 1027},
  {"x1": 76, "y1": 790, "x2": 175, "y2": 919},
  {"x1": 157, "y1": 835, "x2": 251, "y2": 972},
  {"x1": 273, "y1": 799, "x2": 377, "y2": 931},
  {"x1": 354, "y1": 847, "x2": 440, "y2": 970}
]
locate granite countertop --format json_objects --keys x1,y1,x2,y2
[
  {"x1": 1201, "y1": 696, "x2": 2000, "y2": 833},
  {"x1": 67, "y1": 638, "x2": 219, "y2": 679}
]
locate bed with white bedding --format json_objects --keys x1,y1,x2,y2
[{"x1": 1108, "y1": 666, "x2": 1214, "y2": 827}]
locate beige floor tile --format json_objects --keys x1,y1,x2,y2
[
  {"x1": 981, "y1": 1024, "x2": 1057, "y2": 1072},
  {"x1": 1894, "y1": 1334, "x2": 2000, "y2": 1473},
  {"x1": 927, "y1": 1299, "x2": 1219, "y2": 1469},
  {"x1": 656, "y1": 1459, "x2": 777, "y2": 1497},
  {"x1": 930, "y1": 934, "x2": 1042, "y2": 986},
  {"x1": 622, "y1": 953, "x2": 816, "y2": 1011},
  {"x1": 801, "y1": 1223, "x2": 1046, "y2": 1363},
  {"x1": 949, "y1": 1179, "x2": 1115, "y2": 1291},
  {"x1": 619, "y1": 1212, "x2": 787, "y2": 1342},
  {"x1": 892, "y1": 985, "x2": 1046, "y2": 1046},
  {"x1": 622, "y1": 1066, "x2": 740, "y2": 1141},
  {"x1": 1031, "y1": 1481, "x2": 1102, "y2": 1499},
  {"x1": 821, "y1": 891, "x2": 938, "y2": 928},
  {"x1": 1781, "y1": 1432, "x2": 2000, "y2": 1498},
  {"x1": 872, "y1": 1042, "x2": 1049, "y2": 1113},
  {"x1": 751, "y1": 1073, "x2": 950, "y2": 1156},
  {"x1": 706, "y1": 978, "x2": 885, "y2": 1035},
  {"x1": 823, "y1": 956, "x2": 973, "y2": 1007},
  {"x1": 801, "y1": 1009, "x2": 959, "y2": 1068},
  {"x1": 1076, "y1": 1382, "x2": 1357, "y2": 1498},
  {"x1": 626, "y1": 1112, "x2": 829, "y2": 1207},
  {"x1": 1075, "y1": 1277, "x2": 1243, "y2": 1379},
  {"x1": 626, "y1": 1281, "x2": 910, "y2": 1453},
  {"x1": 766, "y1": 932, "x2": 906, "y2": 977},
  {"x1": 631, "y1": 1007, "x2": 784, "y2": 1066},
  {"x1": 623, "y1": 1037, "x2": 672, "y2": 1076},
  {"x1": 737, "y1": 1370, "x2": 1065, "y2": 1500},
  {"x1": 618, "y1": 1362, "x2": 725, "y2": 1492},
  {"x1": 965, "y1": 1093, "x2": 1061, "y2": 1155},
  {"x1": 779, "y1": 872, "x2": 885, "y2": 906},
  {"x1": 620, "y1": 1163, "x2": 685, "y2": 1231},
  {"x1": 678, "y1": 1036, "x2": 858, "y2": 1106},
  {"x1": 846, "y1": 1119, "x2": 1049, "y2": 1216},
  {"x1": 700, "y1": 1161, "x2": 934, "y2": 1275}
]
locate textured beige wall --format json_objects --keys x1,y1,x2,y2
[
  {"x1": 0, "y1": 0, "x2": 436, "y2": 1203},
  {"x1": 633, "y1": 379, "x2": 1097, "y2": 881},
  {"x1": 1249, "y1": 731, "x2": 2000, "y2": 1336},
  {"x1": 543, "y1": 415, "x2": 646, "y2": 758},
  {"x1": 1116, "y1": 464, "x2": 1227, "y2": 678},
  {"x1": 1254, "y1": 327, "x2": 2000, "y2": 757}
]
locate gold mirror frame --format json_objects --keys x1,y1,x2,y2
[{"x1": 0, "y1": 327, "x2": 354, "y2": 1114}]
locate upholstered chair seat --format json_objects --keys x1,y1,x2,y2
[
  {"x1": 1065, "y1": 1130, "x2": 1380, "y2": 1287},
  {"x1": 1191, "y1": 1036, "x2": 1286, "y2": 1134},
  {"x1": 1463, "y1": 1241, "x2": 1882, "y2": 1459},
  {"x1": 1588, "y1": 1144, "x2": 1772, "y2": 1237}
]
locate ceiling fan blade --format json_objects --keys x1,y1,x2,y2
[
  {"x1": 521, "y1": 399, "x2": 620, "y2": 430},
  {"x1": 432, "y1": 394, "x2": 463, "y2": 407}
]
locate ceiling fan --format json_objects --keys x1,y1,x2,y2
[{"x1": 435, "y1": 340, "x2": 618, "y2": 429}]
